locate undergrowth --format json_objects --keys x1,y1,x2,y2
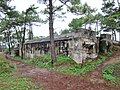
[
  {"x1": 29, "y1": 54, "x2": 74, "y2": 68},
  {"x1": 0, "y1": 74, "x2": 40, "y2": 90},
  {"x1": 112, "y1": 46, "x2": 120, "y2": 51},
  {"x1": 102, "y1": 63, "x2": 120, "y2": 83},
  {"x1": 14, "y1": 56, "x2": 28, "y2": 63},
  {"x1": 53, "y1": 55, "x2": 106, "y2": 75},
  {"x1": 0, "y1": 56, "x2": 14, "y2": 74},
  {"x1": 102, "y1": 46, "x2": 120, "y2": 83},
  {"x1": 15, "y1": 54, "x2": 107, "y2": 75},
  {"x1": 0, "y1": 56, "x2": 40, "y2": 90}
]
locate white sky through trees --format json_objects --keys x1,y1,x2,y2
[{"x1": 10, "y1": 0, "x2": 103, "y2": 37}]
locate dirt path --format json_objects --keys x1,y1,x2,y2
[
  {"x1": 0, "y1": 52, "x2": 119, "y2": 90},
  {"x1": 84, "y1": 50, "x2": 120, "y2": 88}
]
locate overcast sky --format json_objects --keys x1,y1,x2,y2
[{"x1": 10, "y1": 0, "x2": 103, "y2": 37}]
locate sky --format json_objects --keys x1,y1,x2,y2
[{"x1": 10, "y1": 0, "x2": 103, "y2": 37}]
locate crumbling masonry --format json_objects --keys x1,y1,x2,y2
[{"x1": 24, "y1": 28, "x2": 100, "y2": 64}]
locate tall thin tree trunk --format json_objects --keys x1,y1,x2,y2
[
  {"x1": 96, "y1": 20, "x2": 99, "y2": 35},
  {"x1": 21, "y1": 16, "x2": 27, "y2": 59},
  {"x1": 29, "y1": 22, "x2": 33, "y2": 40},
  {"x1": 95, "y1": 22, "x2": 97, "y2": 34},
  {"x1": 114, "y1": 30, "x2": 116, "y2": 41},
  {"x1": 49, "y1": 0, "x2": 56, "y2": 65},
  {"x1": 85, "y1": 24, "x2": 87, "y2": 29},
  {"x1": 112, "y1": 30, "x2": 114, "y2": 41},
  {"x1": 14, "y1": 27, "x2": 21, "y2": 42},
  {"x1": 119, "y1": 31, "x2": 120, "y2": 42},
  {"x1": 7, "y1": 30, "x2": 11, "y2": 55},
  {"x1": 8, "y1": 43, "x2": 11, "y2": 54}
]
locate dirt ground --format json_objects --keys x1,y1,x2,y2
[{"x1": 1, "y1": 50, "x2": 120, "y2": 90}]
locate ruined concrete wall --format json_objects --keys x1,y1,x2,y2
[
  {"x1": 99, "y1": 34, "x2": 112, "y2": 53},
  {"x1": 69, "y1": 37, "x2": 97, "y2": 64},
  {"x1": 24, "y1": 29, "x2": 98, "y2": 64},
  {"x1": 68, "y1": 30, "x2": 98, "y2": 64},
  {"x1": 24, "y1": 42, "x2": 51, "y2": 58}
]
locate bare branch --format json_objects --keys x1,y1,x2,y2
[
  {"x1": 59, "y1": 0, "x2": 70, "y2": 7},
  {"x1": 53, "y1": 5, "x2": 64, "y2": 12},
  {"x1": 52, "y1": 0, "x2": 57, "y2": 4},
  {"x1": 53, "y1": 0, "x2": 69, "y2": 12}
]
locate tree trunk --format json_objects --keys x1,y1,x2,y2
[
  {"x1": 29, "y1": 22, "x2": 33, "y2": 40},
  {"x1": 49, "y1": 0, "x2": 56, "y2": 65},
  {"x1": 7, "y1": 30, "x2": 11, "y2": 55},
  {"x1": 21, "y1": 16, "x2": 27, "y2": 59},
  {"x1": 21, "y1": 43, "x2": 24, "y2": 59},
  {"x1": 112, "y1": 30, "x2": 113, "y2": 41},
  {"x1": 85, "y1": 24, "x2": 87, "y2": 29},
  {"x1": 14, "y1": 27, "x2": 21, "y2": 42},
  {"x1": 119, "y1": 31, "x2": 120, "y2": 42},
  {"x1": 96, "y1": 20, "x2": 99, "y2": 35},
  {"x1": 8, "y1": 43, "x2": 11, "y2": 55},
  {"x1": 113, "y1": 30, "x2": 116, "y2": 41}
]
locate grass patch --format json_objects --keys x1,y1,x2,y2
[
  {"x1": 112, "y1": 46, "x2": 120, "y2": 51},
  {"x1": 0, "y1": 73, "x2": 40, "y2": 90},
  {"x1": 14, "y1": 51, "x2": 116, "y2": 76},
  {"x1": 29, "y1": 54, "x2": 52, "y2": 68},
  {"x1": 0, "y1": 56, "x2": 14, "y2": 74},
  {"x1": 0, "y1": 56, "x2": 41, "y2": 90},
  {"x1": 18, "y1": 54, "x2": 106, "y2": 75},
  {"x1": 14, "y1": 56, "x2": 29, "y2": 63},
  {"x1": 29, "y1": 54, "x2": 74, "y2": 68},
  {"x1": 102, "y1": 63, "x2": 120, "y2": 83},
  {"x1": 53, "y1": 55, "x2": 106, "y2": 75}
]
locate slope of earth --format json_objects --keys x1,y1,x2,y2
[
  {"x1": 0, "y1": 51, "x2": 119, "y2": 90},
  {"x1": 83, "y1": 48, "x2": 120, "y2": 88}
]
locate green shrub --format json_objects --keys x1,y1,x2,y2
[
  {"x1": 54, "y1": 55, "x2": 106, "y2": 75},
  {"x1": 0, "y1": 56, "x2": 14, "y2": 74},
  {"x1": 14, "y1": 56, "x2": 28, "y2": 63},
  {"x1": 102, "y1": 65, "x2": 114, "y2": 82},
  {"x1": 113, "y1": 63, "x2": 120, "y2": 77},
  {"x1": 112, "y1": 46, "x2": 120, "y2": 51},
  {"x1": 29, "y1": 54, "x2": 107, "y2": 75},
  {"x1": 56, "y1": 54, "x2": 73, "y2": 65},
  {"x1": 29, "y1": 54, "x2": 73, "y2": 68},
  {"x1": 105, "y1": 50, "x2": 112, "y2": 56},
  {"x1": 103, "y1": 74, "x2": 116, "y2": 82},
  {"x1": 29, "y1": 54, "x2": 52, "y2": 68},
  {"x1": 102, "y1": 63, "x2": 120, "y2": 83},
  {"x1": 16, "y1": 53, "x2": 109, "y2": 76}
]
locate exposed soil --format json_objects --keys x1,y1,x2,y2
[
  {"x1": 0, "y1": 50, "x2": 120, "y2": 90},
  {"x1": 83, "y1": 50, "x2": 120, "y2": 88}
]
